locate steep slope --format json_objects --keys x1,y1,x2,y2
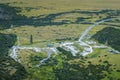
[
  {"x1": 92, "y1": 27, "x2": 120, "y2": 51},
  {"x1": 0, "y1": 33, "x2": 17, "y2": 55},
  {"x1": 0, "y1": 33, "x2": 27, "y2": 80}
]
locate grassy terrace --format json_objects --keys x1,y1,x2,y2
[{"x1": 0, "y1": 24, "x2": 89, "y2": 45}]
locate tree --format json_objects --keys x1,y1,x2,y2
[{"x1": 30, "y1": 35, "x2": 33, "y2": 44}]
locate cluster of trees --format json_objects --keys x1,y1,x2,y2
[
  {"x1": 53, "y1": 47, "x2": 120, "y2": 80},
  {"x1": 53, "y1": 61, "x2": 115, "y2": 80}
]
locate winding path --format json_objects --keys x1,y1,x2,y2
[
  {"x1": 10, "y1": 18, "x2": 120, "y2": 64},
  {"x1": 10, "y1": 46, "x2": 57, "y2": 65},
  {"x1": 78, "y1": 18, "x2": 120, "y2": 56},
  {"x1": 79, "y1": 18, "x2": 120, "y2": 41}
]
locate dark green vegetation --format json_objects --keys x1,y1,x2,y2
[
  {"x1": 0, "y1": 33, "x2": 27, "y2": 80},
  {"x1": 22, "y1": 46, "x2": 120, "y2": 80},
  {"x1": 0, "y1": 33, "x2": 16, "y2": 55},
  {"x1": 0, "y1": 4, "x2": 25, "y2": 29},
  {"x1": 0, "y1": 56, "x2": 27, "y2": 80},
  {"x1": 0, "y1": 4, "x2": 21, "y2": 20},
  {"x1": 92, "y1": 27, "x2": 120, "y2": 51},
  {"x1": 54, "y1": 57, "x2": 118, "y2": 80},
  {"x1": 26, "y1": 50, "x2": 120, "y2": 80},
  {"x1": 53, "y1": 48, "x2": 120, "y2": 80}
]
